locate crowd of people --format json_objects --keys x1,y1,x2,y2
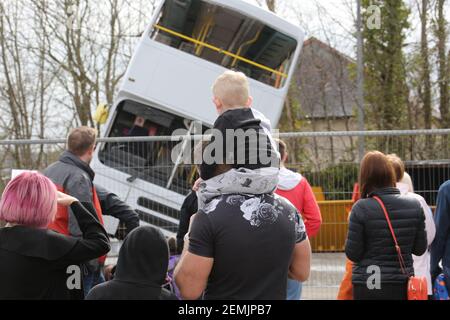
[{"x1": 0, "y1": 70, "x2": 449, "y2": 300}]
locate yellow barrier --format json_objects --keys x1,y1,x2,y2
[
  {"x1": 310, "y1": 200, "x2": 353, "y2": 252},
  {"x1": 312, "y1": 186, "x2": 325, "y2": 201}
]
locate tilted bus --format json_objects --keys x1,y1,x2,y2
[{"x1": 91, "y1": 0, "x2": 305, "y2": 237}]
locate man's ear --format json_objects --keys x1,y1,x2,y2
[
  {"x1": 245, "y1": 96, "x2": 253, "y2": 108},
  {"x1": 213, "y1": 97, "x2": 223, "y2": 114},
  {"x1": 282, "y1": 152, "x2": 288, "y2": 164},
  {"x1": 89, "y1": 144, "x2": 96, "y2": 156}
]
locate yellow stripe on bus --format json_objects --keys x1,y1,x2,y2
[{"x1": 154, "y1": 24, "x2": 288, "y2": 78}]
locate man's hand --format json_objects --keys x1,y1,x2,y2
[{"x1": 57, "y1": 191, "x2": 78, "y2": 207}]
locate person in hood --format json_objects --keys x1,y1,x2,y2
[
  {"x1": 0, "y1": 172, "x2": 110, "y2": 300},
  {"x1": 86, "y1": 226, "x2": 177, "y2": 300},
  {"x1": 44, "y1": 126, "x2": 109, "y2": 298},
  {"x1": 274, "y1": 139, "x2": 322, "y2": 300}
]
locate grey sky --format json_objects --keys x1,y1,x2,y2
[{"x1": 244, "y1": 0, "x2": 450, "y2": 57}]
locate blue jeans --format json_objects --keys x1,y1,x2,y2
[
  {"x1": 287, "y1": 279, "x2": 303, "y2": 300},
  {"x1": 83, "y1": 268, "x2": 105, "y2": 297}
]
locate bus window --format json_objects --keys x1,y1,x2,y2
[
  {"x1": 151, "y1": 0, "x2": 297, "y2": 88},
  {"x1": 98, "y1": 100, "x2": 204, "y2": 195}
]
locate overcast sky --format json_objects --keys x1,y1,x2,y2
[
  {"x1": 242, "y1": 0, "x2": 358, "y2": 56},
  {"x1": 243, "y1": 0, "x2": 450, "y2": 57}
]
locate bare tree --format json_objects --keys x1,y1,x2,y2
[
  {"x1": 0, "y1": 0, "x2": 158, "y2": 185},
  {"x1": 418, "y1": 0, "x2": 432, "y2": 131},
  {"x1": 0, "y1": 0, "x2": 55, "y2": 172},
  {"x1": 434, "y1": 0, "x2": 449, "y2": 127},
  {"x1": 31, "y1": 0, "x2": 157, "y2": 128}
]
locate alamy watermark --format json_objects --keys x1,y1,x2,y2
[
  {"x1": 366, "y1": 265, "x2": 381, "y2": 290},
  {"x1": 366, "y1": 5, "x2": 381, "y2": 30},
  {"x1": 66, "y1": 265, "x2": 82, "y2": 290}
]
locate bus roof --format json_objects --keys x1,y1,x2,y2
[{"x1": 114, "y1": 0, "x2": 305, "y2": 127}]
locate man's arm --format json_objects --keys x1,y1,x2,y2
[
  {"x1": 289, "y1": 212, "x2": 311, "y2": 281},
  {"x1": 57, "y1": 201, "x2": 110, "y2": 266},
  {"x1": 174, "y1": 251, "x2": 213, "y2": 300},
  {"x1": 174, "y1": 212, "x2": 214, "y2": 300},
  {"x1": 95, "y1": 184, "x2": 140, "y2": 235},
  {"x1": 289, "y1": 239, "x2": 312, "y2": 281}
]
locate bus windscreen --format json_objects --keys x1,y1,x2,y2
[
  {"x1": 151, "y1": 0, "x2": 297, "y2": 88},
  {"x1": 98, "y1": 100, "x2": 207, "y2": 195}
]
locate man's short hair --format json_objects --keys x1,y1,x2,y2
[
  {"x1": 67, "y1": 126, "x2": 97, "y2": 156},
  {"x1": 212, "y1": 70, "x2": 250, "y2": 108}
]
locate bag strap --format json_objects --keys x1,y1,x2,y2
[{"x1": 372, "y1": 196, "x2": 409, "y2": 276}]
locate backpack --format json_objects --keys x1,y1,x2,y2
[{"x1": 433, "y1": 274, "x2": 450, "y2": 300}]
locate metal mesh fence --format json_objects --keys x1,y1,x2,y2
[{"x1": 1, "y1": 129, "x2": 449, "y2": 300}]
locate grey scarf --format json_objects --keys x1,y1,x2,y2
[{"x1": 197, "y1": 166, "x2": 280, "y2": 211}]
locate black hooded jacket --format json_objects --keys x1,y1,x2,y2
[
  {"x1": 345, "y1": 187, "x2": 427, "y2": 284},
  {"x1": 86, "y1": 226, "x2": 177, "y2": 300},
  {"x1": 0, "y1": 202, "x2": 110, "y2": 300}
]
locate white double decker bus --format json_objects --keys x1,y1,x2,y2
[{"x1": 91, "y1": 0, "x2": 305, "y2": 236}]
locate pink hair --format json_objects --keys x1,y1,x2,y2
[{"x1": 0, "y1": 172, "x2": 57, "y2": 228}]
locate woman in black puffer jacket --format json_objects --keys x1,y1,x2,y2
[{"x1": 345, "y1": 151, "x2": 427, "y2": 300}]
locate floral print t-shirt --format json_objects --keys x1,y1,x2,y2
[{"x1": 188, "y1": 193, "x2": 307, "y2": 300}]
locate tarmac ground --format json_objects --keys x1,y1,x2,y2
[{"x1": 302, "y1": 253, "x2": 346, "y2": 300}]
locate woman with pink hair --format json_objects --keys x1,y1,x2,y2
[{"x1": 0, "y1": 172, "x2": 110, "y2": 299}]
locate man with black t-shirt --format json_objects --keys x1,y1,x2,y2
[{"x1": 174, "y1": 71, "x2": 311, "y2": 300}]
